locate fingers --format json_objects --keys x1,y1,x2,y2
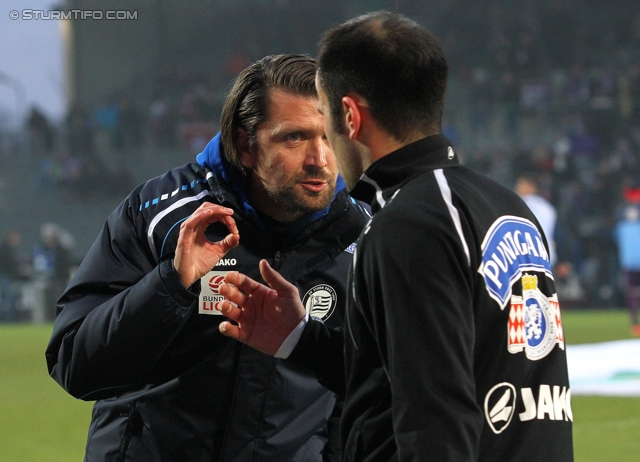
[
  {"x1": 219, "y1": 321, "x2": 242, "y2": 341},
  {"x1": 198, "y1": 202, "x2": 235, "y2": 216},
  {"x1": 178, "y1": 204, "x2": 239, "y2": 253},
  {"x1": 221, "y1": 232, "x2": 240, "y2": 251},
  {"x1": 183, "y1": 204, "x2": 235, "y2": 231},
  {"x1": 221, "y1": 215, "x2": 239, "y2": 235},
  {"x1": 259, "y1": 260, "x2": 297, "y2": 295},
  {"x1": 223, "y1": 271, "x2": 266, "y2": 297},
  {"x1": 218, "y1": 278, "x2": 248, "y2": 306},
  {"x1": 216, "y1": 299, "x2": 242, "y2": 321}
]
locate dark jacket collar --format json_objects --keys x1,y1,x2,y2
[{"x1": 350, "y1": 134, "x2": 458, "y2": 213}]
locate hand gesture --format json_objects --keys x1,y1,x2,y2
[
  {"x1": 174, "y1": 202, "x2": 240, "y2": 288},
  {"x1": 217, "y1": 260, "x2": 306, "y2": 356}
]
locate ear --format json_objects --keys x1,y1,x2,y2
[
  {"x1": 341, "y1": 96, "x2": 363, "y2": 140},
  {"x1": 236, "y1": 127, "x2": 254, "y2": 169}
]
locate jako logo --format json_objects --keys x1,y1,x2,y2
[
  {"x1": 208, "y1": 275, "x2": 225, "y2": 292},
  {"x1": 215, "y1": 258, "x2": 237, "y2": 267},
  {"x1": 484, "y1": 383, "x2": 517, "y2": 434},
  {"x1": 484, "y1": 382, "x2": 572, "y2": 434}
]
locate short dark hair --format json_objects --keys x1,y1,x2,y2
[
  {"x1": 220, "y1": 54, "x2": 318, "y2": 173},
  {"x1": 317, "y1": 11, "x2": 448, "y2": 142}
]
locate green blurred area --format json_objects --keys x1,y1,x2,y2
[
  {"x1": 573, "y1": 396, "x2": 640, "y2": 462},
  {"x1": 562, "y1": 308, "x2": 637, "y2": 345},
  {"x1": 0, "y1": 310, "x2": 639, "y2": 461},
  {"x1": 0, "y1": 325, "x2": 92, "y2": 461},
  {"x1": 562, "y1": 309, "x2": 640, "y2": 461}
]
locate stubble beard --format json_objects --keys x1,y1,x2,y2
[{"x1": 260, "y1": 170, "x2": 336, "y2": 215}]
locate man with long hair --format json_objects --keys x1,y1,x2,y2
[{"x1": 46, "y1": 54, "x2": 367, "y2": 461}]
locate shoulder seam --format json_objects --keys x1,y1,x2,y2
[{"x1": 434, "y1": 168, "x2": 471, "y2": 266}]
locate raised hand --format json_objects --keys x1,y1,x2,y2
[
  {"x1": 174, "y1": 202, "x2": 240, "y2": 288},
  {"x1": 217, "y1": 260, "x2": 306, "y2": 356}
]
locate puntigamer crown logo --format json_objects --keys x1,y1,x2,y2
[{"x1": 522, "y1": 274, "x2": 538, "y2": 291}]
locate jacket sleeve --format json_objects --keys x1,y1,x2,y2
[
  {"x1": 283, "y1": 196, "x2": 366, "y2": 395},
  {"x1": 287, "y1": 320, "x2": 345, "y2": 395},
  {"x1": 45, "y1": 197, "x2": 197, "y2": 401},
  {"x1": 360, "y1": 207, "x2": 483, "y2": 460}
]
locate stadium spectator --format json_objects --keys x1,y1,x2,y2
[
  {"x1": 32, "y1": 223, "x2": 76, "y2": 282},
  {"x1": 217, "y1": 11, "x2": 573, "y2": 461},
  {"x1": 26, "y1": 106, "x2": 54, "y2": 158},
  {"x1": 553, "y1": 260, "x2": 586, "y2": 307},
  {"x1": 45, "y1": 55, "x2": 366, "y2": 461},
  {"x1": 91, "y1": 97, "x2": 120, "y2": 170},
  {"x1": 614, "y1": 191, "x2": 640, "y2": 336},
  {"x1": 515, "y1": 172, "x2": 558, "y2": 267},
  {"x1": 0, "y1": 230, "x2": 24, "y2": 321},
  {"x1": 115, "y1": 96, "x2": 144, "y2": 150},
  {"x1": 626, "y1": 64, "x2": 640, "y2": 126},
  {"x1": 32, "y1": 223, "x2": 77, "y2": 321},
  {"x1": 65, "y1": 102, "x2": 93, "y2": 159},
  {"x1": 148, "y1": 93, "x2": 177, "y2": 148},
  {"x1": 569, "y1": 117, "x2": 600, "y2": 184}
]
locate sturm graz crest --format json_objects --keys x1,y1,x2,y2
[{"x1": 302, "y1": 284, "x2": 337, "y2": 322}]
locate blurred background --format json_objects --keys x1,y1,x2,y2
[
  {"x1": 2, "y1": 0, "x2": 640, "y2": 324},
  {"x1": 1, "y1": 1, "x2": 640, "y2": 460}
]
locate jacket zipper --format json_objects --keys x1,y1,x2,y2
[
  {"x1": 273, "y1": 250, "x2": 282, "y2": 270},
  {"x1": 118, "y1": 403, "x2": 143, "y2": 461}
]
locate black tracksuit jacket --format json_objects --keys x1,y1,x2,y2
[
  {"x1": 45, "y1": 147, "x2": 367, "y2": 461},
  {"x1": 336, "y1": 135, "x2": 573, "y2": 461}
]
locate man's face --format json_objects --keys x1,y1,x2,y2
[
  {"x1": 315, "y1": 73, "x2": 363, "y2": 191},
  {"x1": 243, "y1": 89, "x2": 338, "y2": 222}
]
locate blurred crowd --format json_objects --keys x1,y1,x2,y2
[
  {"x1": 0, "y1": 224, "x2": 79, "y2": 323},
  {"x1": 1, "y1": 0, "x2": 640, "y2": 321},
  {"x1": 432, "y1": 0, "x2": 640, "y2": 310}
]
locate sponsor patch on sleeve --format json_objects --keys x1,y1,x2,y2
[
  {"x1": 479, "y1": 216, "x2": 565, "y2": 361},
  {"x1": 484, "y1": 381, "x2": 572, "y2": 434},
  {"x1": 508, "y1": 274, "x2": 565, "y2": 360},
  {"x1": 198, "y1": 271, "x2": 229, "y2": 315},
  {"x1": 478, "y1": 215, "x2": 552, "y2": 309}
]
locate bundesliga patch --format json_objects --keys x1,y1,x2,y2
[
  {"x1": 302, "y1": 284, "x2": 337, "y2": 322},
  {"x1": 508, "y1": 274, "x2": 565, "y2": 360},
  {"x1": 198, "y1": 271, "x2": 228, "y2": 315}
]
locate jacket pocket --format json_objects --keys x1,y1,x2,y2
[{"x1": 118, "y1": 402, "x2": 144, "y2": 461}]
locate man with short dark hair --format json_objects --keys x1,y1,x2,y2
[
  {"x1": 217, "y1": 12, "x2": 574, "y2": 461},
  {"x1": 46, "y1": 54, "x2": 367, "y2": 461}
]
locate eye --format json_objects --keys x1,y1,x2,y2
[{"x1": 286, "y1": 133, "x2": 301, "y2": 142}]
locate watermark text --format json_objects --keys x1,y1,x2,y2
[{"x1": 10, "y1": 10, "x2": 138, "y2": 20}]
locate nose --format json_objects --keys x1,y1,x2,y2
[{"x1": 304, "y1": 137, "x2": 328, "y2": 169}]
